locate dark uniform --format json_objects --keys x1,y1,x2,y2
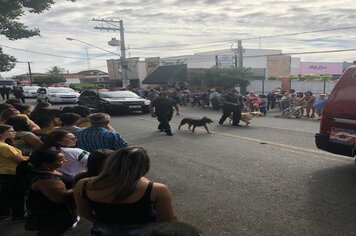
[
  {"x1": 150, "y1": 96, "x2": 178, "y2": 135},
  {"x1": 13, "y1": 87, "x2": 25, "y2": 103},
  {"x1": 219, "y1": 91, "x2": 242, "y2": 126},
  {"x1": 0, "y1": 86, "x2": 10, "y2": 100}
]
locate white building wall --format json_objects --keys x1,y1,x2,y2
[
  {"x1": 162, "y1": 48, "x2": 299, "y2": 73},
  {"x1": 247, "y1": 80, "x2": 337, "y2": 95},
  {"x1": 65, "y1": 78, "x2": 80, "y2": 84},
  {"x1": 137, "y1": 61, "x2": 147, "y2": 88}
]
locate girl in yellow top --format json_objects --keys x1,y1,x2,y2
[{"x1": 0, "y1": 124, "x2": 28, "y2": 220}]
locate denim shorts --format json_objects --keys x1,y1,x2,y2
[{"x1": 92, "y1": 222, "x2": 147, "y2": 236}]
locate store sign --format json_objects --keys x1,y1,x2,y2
[
  {"x1": 299, "y1": 62, "x2": 343, "y2": 74},
  {"x1": 217, "y1": 55, "x2": 233, "y2": 68}
]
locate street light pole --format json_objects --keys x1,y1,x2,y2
[
  {"x1": 119, "y1": 20, "x2": 128, "y2": 86},
  {"x1": 92, "y1": 18, "x2": 129, "y2": 87}
]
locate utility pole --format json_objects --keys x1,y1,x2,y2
[
  {"x1": 28, "y1": 62, "x2": 32, "y2": 85},
  {"x1": 92, "y1": 18, "x2": 129, "y2": 87},
  {"x1": 17, "y1": 61, "x2": 33, "y2": 84},
  {"x1": 237, "y1": 40, "x2": 243, "y2": 68},
  {"x1": 118, "y1": 20, "x2": 128, "y2": 86},
  {"x1": 85, "y1": 48, "x2": 91, "y2": 70}
]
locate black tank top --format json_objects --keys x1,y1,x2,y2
[
  {"x1": 82, "y1": 181, "x2": 157, "y2": 225},
  {"x1": 27, "y1": 171, "x2": 74, "y2": 215}
]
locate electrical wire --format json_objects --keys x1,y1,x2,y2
[
  {"x1": 127, "y1": 25, "x2": 356, "y2": 49},
  {"x1": 0, "y1": 45, "x2": 109, "y2": 61}
]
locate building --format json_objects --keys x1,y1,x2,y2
[
  {"x1": 107, "y1": 57, "x2": 159, "y2": 87},
  {"x1": 65, "y1": 70, "x2": 109, "y2": 84},
  {"x1": 12, "y1": 70, "x2": 109, "y2": 85},
  {"x1": 161, "y1": 48, "x2": 301, "y2": 80},
  {"x1": 142, "y1": 64, "x2": 188, "y2": 88}
]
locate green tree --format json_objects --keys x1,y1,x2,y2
[
  {"x1": 0, "y1": 0, "x2": 76, "y2": 71},
  {"x1": 199, "y1": 67, "x2": 252, "y2": 94},
  {"x1": 290, "y1": 74, "x2": 332, "y2": 81},
  {"x1": 48, "y1": 66, "x2": 66, "y2": 75},
  {"x1": 33, "y1": 75, "x2": 66, "y2": 85},
  {"x1": 0, "y1": 47, "x2": 16, "y2": 71}
]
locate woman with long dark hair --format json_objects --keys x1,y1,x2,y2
[
  {"x1": 74, "y1": 147, "x2": 176, "y2": 236},
  {"x1": 5, "y1": 116, "x2": 43, "y2": 155},
  {"x1": 34, "y1": 109, "x2": 62, "y2": 135},
  {"x1": 42, "y1": 130, "x2": 89, "y2": 179},
  {"x1": 29, "y1": 102, "x2": 51, "y2": 121},
  {"x1": 24, "y1": 149, "x2": 76, "y2": 236},
  {"x1": 73, "y1": 149, "x2": 114, "y2": 185}
]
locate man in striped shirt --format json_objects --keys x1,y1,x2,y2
[{"x1": 76, "y1": 113, "x2": 127, "y2": 152}]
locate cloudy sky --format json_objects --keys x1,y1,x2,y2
[{"x1": 1, "y1": 0, "x2": 356, "y2": 77}]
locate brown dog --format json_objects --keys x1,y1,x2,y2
[
  {"x1": 178, "y1": 116, "x2": 213, "y2": 134},
  {"x1": 228, "y1": 111, "x2": 263, "y2": 126}
]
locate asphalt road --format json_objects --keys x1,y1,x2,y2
[{"x1": 2, "y1": 103, "x2": 356, "y2": 236}]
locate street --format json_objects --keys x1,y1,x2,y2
[{"x1": 1, "y1": 104, "x2": 356, "y2": 236}]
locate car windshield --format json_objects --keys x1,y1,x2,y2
[
  {"x1": 99, "y1": 91, "x2": 140, "y2": 99},
  {"x1": 48, "y1": 88, "x2": 75, "y2": 93},
  {"x1": 24, "y1": 87, "x2": 40, "y2": 91}
]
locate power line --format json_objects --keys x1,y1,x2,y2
[
  {"x1": 285, "y1": 48, "x2": 356, "y2": 56},
  {"x1": 128, "y1": 25, "x2": 356, "y2": 50},
  {"x1": 242, "y1": 26, "x2": 356, "y2": 41},
  {"x1": 0, "y1": 45, "x2": 110, "y2": 61}
]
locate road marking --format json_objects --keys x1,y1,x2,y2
[{"x1": 136, "y1": 116, "x2": 352, "y2": 162}]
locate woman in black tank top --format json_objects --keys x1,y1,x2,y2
[
  {"x1": 24, "y1": 150, "x2": 76, "y2": 236},
  {"x1": 74, "y1": 147, "x2": 177, "y2": 236}
]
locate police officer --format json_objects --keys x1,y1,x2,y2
[
  {"x1": 219, "y1": 89, "x2": 243, "y2": 126},
  {"x1": 150, "y1": 91, "x2": 180, "y2": 136}
]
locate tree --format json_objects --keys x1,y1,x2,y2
[
  {"x1": 48, "y1": 66, "x2": 66, "y2": 75},
  {"x1": 0, "y1": 0, "x2": 76, "y2": 72},
  {"x1": 199, "y1": 67, "x2": 252, "y2": 94},
  {"x1": 33, "y1": 75, "x2": 66, "y2": 85},
  {"x1": 0, "y1": 48, "x2": 16, "y2": 72},
  {"x1": 290, "y1": 74, "x2": 332, "y2": 81}
]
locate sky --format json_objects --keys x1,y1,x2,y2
[{"x1": 1, "y1": 0, "x2": 356, "y2": 78}]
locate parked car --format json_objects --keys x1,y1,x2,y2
[
  {"x1": 78, "y1": 90, "x2": 151, "y2": 114},
  {"x1": 36, "y1": 87, "x2": 80, "y2": 104},
  {"x1": 0, "y1": 79, "x2": 16, "y2": 88},
  {"x1": 315, "y1": 65, "x2": 356, "y2": 157},
  {"x1": 23, "y1": 85, "x2": 40, "y2": 98}
]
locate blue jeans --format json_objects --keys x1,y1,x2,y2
[{"x1": 92, "y1": 222, "x2": 147, "y2": 236}]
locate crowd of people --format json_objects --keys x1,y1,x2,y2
[
  {"x1": 0, "y1": 97, "x2": 202, "y2": 236},
  {"x1": 135, "y1": 87, "x2": 328, "y2": 120},
  {"x1": 0, "y1": 84, "x2": 328, "y2": 235}
]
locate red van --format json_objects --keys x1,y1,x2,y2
[{"x1": 315, "y1": 66, "x2": 356, "y2": 157}]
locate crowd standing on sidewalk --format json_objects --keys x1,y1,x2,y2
[
  {"x1": 0, "y1": 95, "x2": 182, "y2": 236},
  {"x1": 0, "y1": 84, "x2": 328, "y2": 236}
]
